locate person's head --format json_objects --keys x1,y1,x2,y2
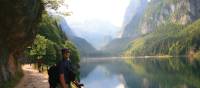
[{"x1": 62, "y1": 48, "x2": 70, "y2": 59}]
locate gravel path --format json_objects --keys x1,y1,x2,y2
[{"x1": 15, "y1": 65, "x2": 49, "y2": 88}]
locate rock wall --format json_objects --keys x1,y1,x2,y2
[
  {"x1": 189, "y1": 0, "x2": 200, "y2": 21},
  {"x1": 139, "y1": 0, "x2": 200, "y2": 34},
  {"x1": 0, "y1": 0, "x2": 43, "y2": 86},
  {"x1": 122, "y1": 0, "x2": 200, "y2": 37},
  {"x1": 122, "y1": 0, "x2": 148, "y2": 38}
]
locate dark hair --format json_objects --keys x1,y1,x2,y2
[{"x1": 61, "y1": 48, "x2": 70, "y2": 54}]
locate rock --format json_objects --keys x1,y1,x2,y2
[
  {"x1": 122, "y1": 0, "x2": 148, "y2": 38},
  {"x1": 139, "y1": 0, "x2": 200, "y2": 34},
  {"x1": 122, "y1": 0, "x2": 200, "y2": 37},
  {"x1": 0, "y1": 0, "x2": 43, "y2": 87}
]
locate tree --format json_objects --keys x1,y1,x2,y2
[
  {"x1": 29, "y1": 35, "x2": 47, "y2": 61},
  {"x1": 43, "y1": 39, "x2": 57, "y2": 66}
]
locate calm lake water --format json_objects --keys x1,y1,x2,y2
[{"x1": 80, "y1": 57, "x2": 200, "y2": 88}]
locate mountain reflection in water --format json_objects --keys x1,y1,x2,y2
[
  {"x1": 80, "y1": 57, "x2": 200, "y2": 88},
  {"x1": 81, "y1": 65, "x2": 126, "y2": 88}
]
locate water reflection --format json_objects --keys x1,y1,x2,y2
[
  {"x1": 131, "y1": 57, "x2": 200, "y2": 88},
  {"x1": 80, "y1": 57, "x2": 200, "y2": 88},
  {"x1": 81, "y1": 65, "x2": 126, "y2": 88}
]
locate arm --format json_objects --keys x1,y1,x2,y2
[
  {"x1": 59, "y1": 73, "x2": 68, "y2": 88},
  {"x1": 58, "y1": 61, "x2": 68, "y2": 88}
]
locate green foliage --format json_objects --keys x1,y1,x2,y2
[
  {"x1": 140, "y1": 57, "x2": 200, "y2": 88},
  {"x1": 140, "y1": 0, "x2": 189, "y2": 33},
  {"x1": 124, "y1": 57, "x2": 200, "y2": 88},
  {"x1": 29, "y1": 35, "x2": 48, "y2": 59},
  {"x1": 124, "y1": 19, "x2": 200, "y2": 56},
  {"x1": 25, "y1": 12, "x2": 80, "y2": 66},
  {"x1": 43, "y1": 0, "x2": 60, "y2": 10},
  {"x1": 38, "y1": 13, "x2": 67, "y2": 44},
  {"x1": 43, "y1": 39, "x2": 57, "y2": 65}
]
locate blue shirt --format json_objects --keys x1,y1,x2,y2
[{"x1": 58, "y1": 59, "x2": 72, "y2": 83}]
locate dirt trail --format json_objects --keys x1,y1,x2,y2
[{"x1": 15, "y1": 65, "x2": 49, "y2": 88}]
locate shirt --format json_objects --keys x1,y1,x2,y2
[{"x1": 58, "y1": 59, "x2": 72, "y2": 83}]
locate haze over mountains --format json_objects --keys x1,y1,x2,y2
[
  {"x1": 102, "y1": 0, "x2": 148, "y2": 55},
  {"x1": 60, "y1": 0, "x2": 146, "y2": 55},
  {"x1": 64, "y1": 0, "x2": 130, "y2": 50},
  {"x1": 103, "y1": 0, "x2": 200, "y2": 57},
  {"x1": 46, "y1": 0, "x2": 200, "y2": 58},
  {"x1": 66, "y1": 19, "x2": 121, "y2": 49},
  {"x1": 58, "y1": 16, "x2": 97, "y2": 56}
]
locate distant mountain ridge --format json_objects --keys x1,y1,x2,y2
[
  {"x1": 122, "y1": 0, "x2": 200, "y2": 37},
  {"x1": 101, "y1": 38, "x2": 132, "y2": 56},
  {"x1": 58, "y1": 16, "x2": 97, "y2": 57},
  {"x1": 122, "y1": 0, "x2": 200, "y2": 56},
  {"x1": 104, "y1": 0, "x2": 200, "y2": 56},
  {"x1": 102, "y1": 0, "x2": 147, "y2": 56},
  {"x1": 138, "y1": 0, "x2": 200, "y2": 34},
  {"x1": 122, "y1": 0, "x2": 148, "y2": 38},
  {"x1": 68, "y1": 20, "x2": 120, "y2": 49}
]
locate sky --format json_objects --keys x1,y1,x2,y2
[
  {"x1": 65, "y1": 0, "x2": 131, "y2": 27},
  {"x1": 56, "y1": 0, "x2": 133, "y2": 49},
  {"x1": 56, "y1": 0, "x2": 141, "y2": 49}
]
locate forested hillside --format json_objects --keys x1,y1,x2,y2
[
  {"x1": 122, "y1": 0, "x2": 200, "y2": 58},
  {"x1": 124, "y1": 20, "x2": 200, "y2": 57},
  {"x1": 0, "y1": 0, "x2": 80, "y2": 87},
  {"x1": 25, "y1": 12, "x2": 80, "y2": 66}
]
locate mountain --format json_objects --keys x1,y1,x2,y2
[
  {"x1": 102, "y1": 0, "x2": 147, "y2": 55},
  {"x1": 101, "y1": 38, "x2": 132, "y2": 56},
  {"x1": 58, "y1": 16, "x2": 97, "y2": 57},
  {"x1": 123, "y1": 0, "x2": 200, "y2": 56},
  {"x1": 69, "y1": 20, "x2": 120, "y2": 49},
  {"x1": 139, "y1": 0, "x2": 200, "y2": 34},
  {"x1": 122, "y1": 0, "x2": 200, "y2": 37},
  {"x1": 122, "y1": 0, "x2": 148, "y2": 38},
  {"x1": 123, "y1": 19, "x2": 200, "y2": 57},
  {"x1": 105, "y1": 0, "x2": 200, "y2": 57},
  {"x1": 122, "y1": 0, "x2": 140, "y2": 26}
]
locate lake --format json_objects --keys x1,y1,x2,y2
[{"x1": 80, "y1": 57, "x2": 200, "y2": 88}]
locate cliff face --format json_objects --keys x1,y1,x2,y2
[
  {"x1": 103, "y1": 0, "x2": 147, "y2": 55},
  {"x1": 0, "y1": 0, "x2": 43, "y2": 86},
  {"x1": 139, "y1": 0, "x2": 200, "y2": 34},
  {"x1": 189, "y1": 0, "x2": 200, "y2": 21},
  {"x1": 122, "y1": 0, "x2": 148, "y2": 38},
  {"x1": 122, "y1": 0, "x2": 200, "y2": 36},
  {"x1": 122, "y1": 0, "x2": 200, "y2": 56},
  {"x1": 122, "y1": 0, "x2": 140, "y2": 27}
]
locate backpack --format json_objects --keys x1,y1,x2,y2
[
  {"x1": 48, "y1": 62, "x2": 76, "y2": 88},
  {"x1": 48, "y1": 64, "x2": 59, "y2": 88}
]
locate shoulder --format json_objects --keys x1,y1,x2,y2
[{"x1": 57, "y1": 60, "x2": 64, "y2": 66}]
